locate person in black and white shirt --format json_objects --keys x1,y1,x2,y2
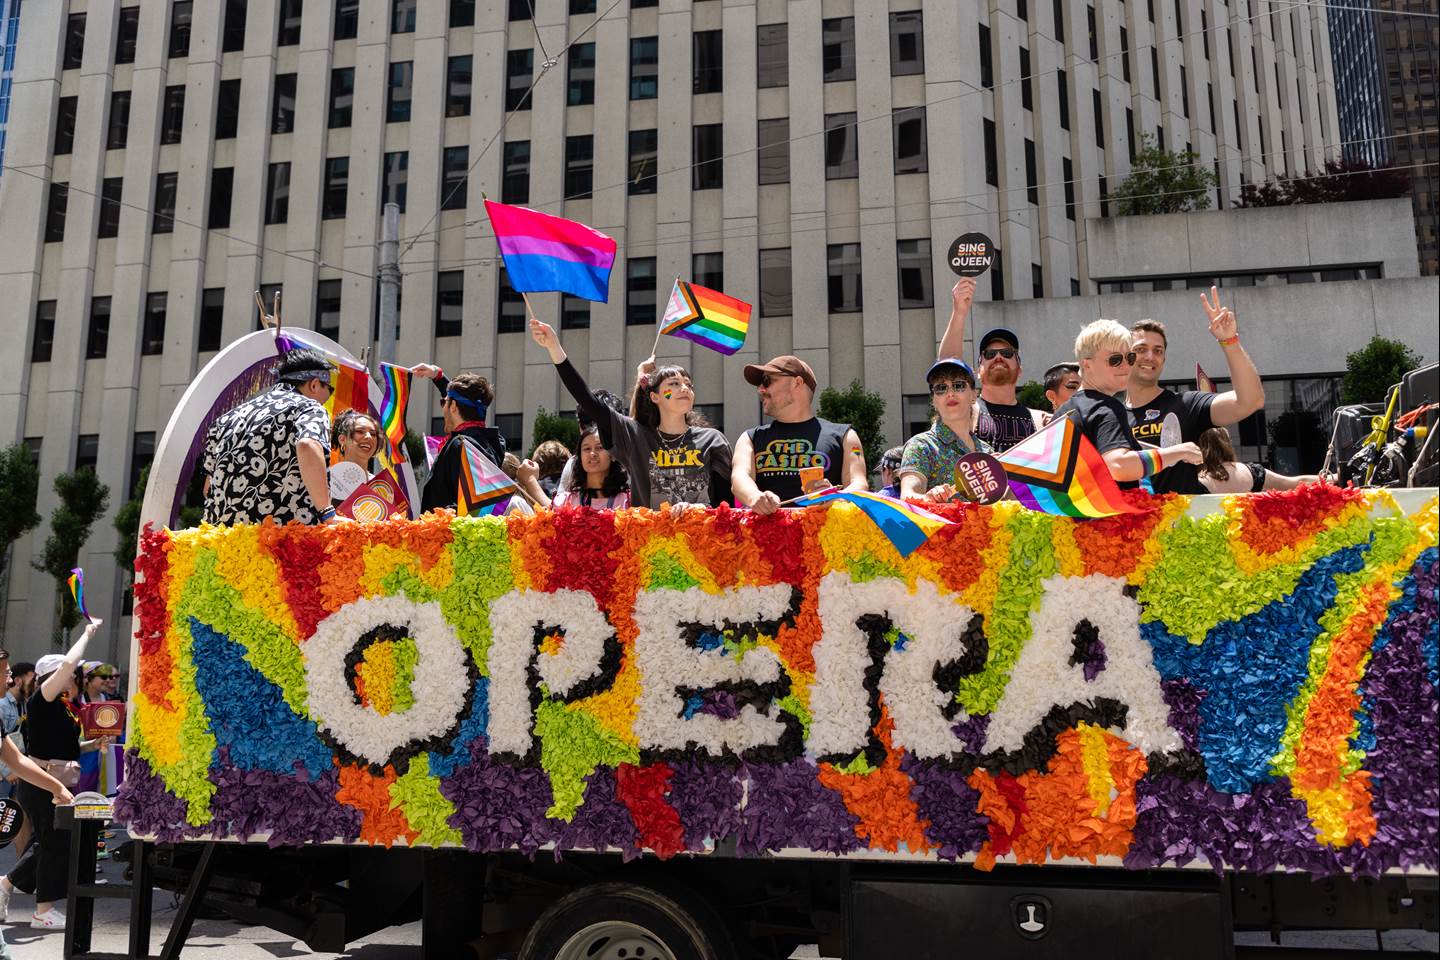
[{"x1": 202, "y1": 348, "x2": 336, "y2": 525}]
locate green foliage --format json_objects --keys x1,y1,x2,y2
[
  {"x1": 402, "y1": 429, "x2": 425, "y2": 466},
  {"x1": 0, "y1": 443, "x2": 42, "y2": 580},
  {"x1": 112, "y1": 463, "x2": 203, "y2": 572},
  {"x1": 1238, "y1": 159, "x2": 1411, "y2": 208},
  {"x1": 1016, "y1": 380, "x2": 1048, "y2": 411},
  {"x1": 34, "y1": 467, "x2": 110, "y2": 634},
  {"x1": 530, "y1": 407, "x2": 580, "y2": 457},
  {"x1": 1341, "y1": 336, "x2": 1422, "y2": 406},
  {"x1": 818, "y1": 380, "x2": 887, "y2": 475},
  {"x1": 1112, "y1": 134, "x2": 1217, "y2": 216}
]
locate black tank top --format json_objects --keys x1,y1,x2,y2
[
  {"x1": 23, "y1": 691, "x2": 81, "y2": 761},
  {"x1": 744, "y1": 417, "x2": 850, "y2": 501}
]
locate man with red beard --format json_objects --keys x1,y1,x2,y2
[{"x1": 934, "y1": 278, "x2": 1043, "y2": 452}]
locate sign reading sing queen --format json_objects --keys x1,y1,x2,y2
[{"x1": 116, "y1": 487, "x2": 1439, "y2": 876}]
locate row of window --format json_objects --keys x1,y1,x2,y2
[{"x1": 1095, "y1": 265, "x2": 1384, "y2": 293}]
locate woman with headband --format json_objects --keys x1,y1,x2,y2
[{"x1": 410, "y1": 364, "x2": 507, "y2": 513}]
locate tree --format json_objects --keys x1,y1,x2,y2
[
  {"x1": 529, "y1": 406, "x2": 580, "y2": 457},
  {"x1": 1112, "y1": 134, "x2": 1217, "y2": 216},
  {"x1": 113, "y1": 464, "x2": 203, "y2": 572},
  {"x1": 818, "y1": 380, "x2": 887, "y2": 476},
  {"x1": 1016, "y1": 380, "x2": 1048, "y2": 411},
  {"x1": 34, "y1": 468, "x2": 110, "y2": 639},
  {"x1": 1341, "y1": 336, "x2": 1422, "y2": 406},
  {"x1": 1238, "y1": 159, "x2": 1411, "y2": 209},
  {"x1": 0, "y1": 443, "x2": 42, "y2": 582}
]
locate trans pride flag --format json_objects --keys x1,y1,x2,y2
[{"x1": 484, "y1": 200, "x2": 617, "y2": 302}]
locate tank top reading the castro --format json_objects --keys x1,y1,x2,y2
[{"x1": 745, "y1": 417, "x2": 850, "y2": 501}]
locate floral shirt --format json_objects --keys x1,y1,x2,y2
[
  {"x1": 898, "y1": 420, "x2": 991, "y2": 492},
  {"x1": 203, "y1": 384, "x2": 330, "y2": 525}
]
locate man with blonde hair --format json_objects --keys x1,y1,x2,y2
[{"x1": 1055, "y1": 320, "x2": 1202, "y2": 487}]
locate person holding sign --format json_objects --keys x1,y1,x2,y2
[
  {"x1": 1124, "y1": 288, "x2": 1264, "y2": 494},
  {"x1": 898, "y1": 359, "x2": 992, "y2": 501},
  {"x1": 934, "y1": 277, "x2": 1043, "y2": 452}
]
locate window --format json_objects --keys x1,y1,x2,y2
[
  {"x1": 822, "y1": 17, "x2": 856, "y2": 82},
  {"x1": 154, "y1": 172, "x2": 178, "y2": 232},
  {"x1": 983, "y1": 117, "x2": 997, "y2": 186},
  {"x1": 392, "y1": 0, "x2": 417, "y2": 34},
  {"x1": 693, "y1": 252, "x2": 723, "y2": 292},
  {"x1": 507, "y1": 49, "x2": 534, "y2": 110},
  {"x1": 628, "y1": 129, "x2": 657, "y2": 195},
  {"x1": 759, "y1": 248, "x2": 792, "y2": 317},
  {"x1": 278, "y1": 0, "x2": 302, "y2": 45},
  {"x1": 199, "y1": 289, "x2": 224, "y2": 351},
  {"x1": 890, "y1": 12, "x2": 923, "y2": 75},
  {"x1": 1032, "y1": 263, "x2": 1044, "y2": 299},
  {"x1": 1020, "y1": 47, "x2": 1032, "y2": 110},
  {"x1": 565, "y1": 135, "x2": 594, "y2": 198},
  {"x1": 436, "y1": 271, "x2": 463, "y2": 337},
  {"x1": 383, "y1": 152, "x2": 408, "y2": 212},
  {"x1": 1057, "y1": 69, "x2": 1070, "y2": 130},
  {"x1": 129, "y1": 432, "x2": 157, "y2": 498},
  {"x1": 450, "y1": 0, "x2": 476, "y2": 28},
  {"x1": 1121, "y1": 27, "x2": 1130, "y2": 82},
  {"x1": 216, "y1": 80, "x2": 241, "y2": 139},
  {"x1": 115, "y1": 7, "x2": 140, "y2": 65},
  {"x1": 979, "y1": 24, "x2": 992, "y2": 88},
  {"x1": 630, "y1": 37, "x2": 657, "y2": 100},
  {"x1": 561, "y1": 295, "x2": 590, "y2": 330},
  {"x1": 55, "y1": 97, "x2": 78, "y2": 155},
  {"x1": 210, "y1": 167, "x2": 234, "y2": 229},
  {"x1": 142, "y1": 293, "x2": 167, "y2": 355},
  {"x1": 76, "y1": 435, "x2": 100, "y2": 473},
  {"x1": 1151, "y1": 47, "x2": 1160, "y2": 99},
  {"x1": 498, "y1": 268, "x2": 525, "y2": 333},
  {"x1": 568, "y1": 43, "x2": 595, "y2": 105},
  {"x1": 502, "y1": 141, "x2": 530, "y2": 204},
  {"x1": 165, "y1": 2, "x2": 193, "y2": 58},
  {"x1": 825, "y1": 113, "x2": 858, "y2": 179},
  {"x1": 896, "y1": 239, "x2": 932, "y2": 309},
  {"x1": 271, "y1": 74, "x2": 295, "y2": 134},
  {"x1": 388, "y1": 62, "x2": 413, "y2": 122},
  {"x1": 570, "y1": 0, "x2": 596, "y2": 12},
  {"x1": 1024, "y1": 138, "x2": 1037, "y2": 204},
  {"x1": 1062, "y1": 157, "x2": 1075, "y2": 220},
  {"x1": 330, "y1": 68, "x2": 354, "y2": 127},
  {"x1": 1054, "y1": 0, "x2": 1065, "y2": 43},
  {"x1": 893, "y1": 107, "x2": 926, "y2": 174},
  {"x1": 448, "y1": 56, "x2": 473, "y2": 116},
  {"x1": 87, "y1": 297, "x2": 111, "y2": 359},
  {"x1": 1207, "y1": 83, "x2": 1215, "y2": 133},
  {"x1": 45, "y1": 182, "x2": 68, "y2": 243},
  {"x1": 757, "y1": 23, "x2": 787, "y2": 88},
  {"x1": 508, "y1": 0, "x2": 530, "y2": 19},
  {"x1": 1087, "y1": 5, "x2": 1097, "y2": 60},
  {"x1": 313, "y1": 280, "x2": 341, "y2": 340},
  {"x1": 827, "y1": 244, "x2": 862, "y2": 313},
  {"x1": 223, "y1": 0, "x2": 246, "y2": 52},
  {"x1": 442, "y1": 146, "x2": 468, "y2": 210},
  {"x1": 335, "y1": 0, "x2": 359, "y2": 40},
  {"x1": 265, "y1": 163, "x2": 291, "y2": 224},
  {"x1": 1018, "y1": 0, "x2": 1029, "y2": 21},
  {"x1": 32, "y1": 302, "x2": 56, "y2": 362},
  {"x1": 323, "y1": 157, "x2": 349, "y2": 219},
  {"x1": 693, "y1": 124, "x2": 723, "y2": 190},
  {"x1": 1092, "y1": 88, "x2": 1103, "y2": 148},
  {"x1": 626, "y1": 258, "x2": 657, "y2": 325},
  {"x1": 1126, "y1": 106, "x2": 1135, "y2": 160},
  {"x1": 757, "y1": 118, "x2": 789, "y2": 184},
  {"x1": 98, "y1": 178, "x2": 123, "y2": 239},
  {"x1": 495, "y1": 414, "x2": 522, "y2": 455},
  {"x1": 991, "y1": 247, "x2": 1005, "y2": 301},
  {"x1": 1180, "y1": 65, "x2": 1189, "y2": 118},
  {"x1": 64, "y1": 14, "x2": 86, "y2": 69},
  {"x1": 1099, "y1": 174, "x2": 1109, "y2": 217},
  {"x1": 693, "y1": 30, "x2": 722, "y2": 94}
]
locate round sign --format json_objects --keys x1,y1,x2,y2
[
  {"x1": 947, "y1": 232, "x2": 995, "y2": 277},
  {"x1": 0, "y1": 797, "x2": 25, "y2": 848},
  {"x1": 1159, "y1": 412, "x2": 1183, "y2": 448},
  {"x1": 953, "y1": 453, "x2": 1009, "y2": 504}
]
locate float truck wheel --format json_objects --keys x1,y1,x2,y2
[{"x1": 518, "y1": 881, "x2": 737, "y2": 960}]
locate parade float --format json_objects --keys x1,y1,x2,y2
[{"x1": 108, "y1": 330, "x2": 1437, "y2": 960}]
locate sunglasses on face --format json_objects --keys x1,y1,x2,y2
[
  {"x1": 760, "y1": 375, "x2": 793, "y2": 388},
  {"x1": 929, "y1": 380, "x2": 974, "y2": 396},
  {"x1": 981, "y1": 347, "x2": 1017, "y2": 361},
  {"x1": 1104, "y1": 352, "x2": 1138, "y2": 367}
]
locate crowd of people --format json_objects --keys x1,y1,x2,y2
[{"x1": 192, "y1": 274, "x2": 1303, "y2": 533}]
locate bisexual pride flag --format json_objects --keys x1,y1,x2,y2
[
  {"x1": 484, "y1": 200, "x2": 617, "y2": 302},
  {"x1": 660, "y1": 280, "x2": 752, "y2": 355}
]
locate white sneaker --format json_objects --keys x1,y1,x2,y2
[
  {"x1": 31, "y1": 908, "x2": 66, "y2": 930},
  {"x1": 0, "y1": 876, "x2": 11, "y2": 922}
]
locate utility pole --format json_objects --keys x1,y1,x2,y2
[{"x1": 378, "y1": 202, "x2": 401, "y2": 366}]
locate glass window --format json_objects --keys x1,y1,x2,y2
[
  {"x1": 45, "y1": 182, "x2": 68, "y2": 243},
  {"x1": 383, "y1": 152, "x2": 408, "y2": 212},
  {"x1": 330, "y1": 68, "x2": 354, "y2": 128},
  {"x1": 107, "y1": 90, "x2": 131, "y2": 148},
  {"x1": 442, "y1": 146, "x2": 468, "y2": 210},
  {"x1": 507, "y1": 49, "x2": 533, "y2": 110},
  {"x1": 825, "y1": 113, "x2": 858, "y2": 179},
  {"x1": 388, "y1": 61, "x2": 413, "y2": 122},
  {"x1": 508, "y1": 0, "x2": 530, "y2": 20},
  {"x1": 55, "y1": 97, "x2": 78, "y2": 155},
  {"x1": 32, "y1": 301, "x2": 57, "y2": 363},
  {"x1": 87, "y1": 297, "x2": 111, "y2": 359},
  {"x1": 335, "y1": 0, "x2": 359, "y2": 40},
  {"x1": 129, "y1": 433, "x2": 155, "y2": 499},
  {"x1": 278, "y1": 0, "x2": 302, "y2": 45},
  {"x1": 991, "y1": 247, "x2": 1005, "y2": 301},
  {"x1": 1057, "y1": 69, "x2": 1070, "y2": 130},
  {"x1": 570, "y1": 0, "x2": 596, "y2": 12},
  {"x1": 271, "y1": 74, "x2": 296, "y2": 134},
  {"x1": 628, "y1": 129, "x2": 657, "y2": 195},
  {"x1": 561, "y1": 295, "x2": 590, "y2": 330},
  {"x1": 1032, "y1": 263, "x2": 1044, "y2": 298},
  {"x1": 76, "y1": 435, "x2": 100, "y2": 473},
  {"x1": 979, "y1": 23, "x2": 992, "y2": 88},
  {"x1": 315, "y1": 280, "x2": 341, "y2": 339},
  {"x1": 448, "y1": 56, "x2": 473, "y2": 116},
  {"x1": 896, "y1": 239, "x2": 932, "y2": 309},
  {"x1": 983, "y1": 117, "x2": 997, "y2": 186},
  {"x1": 265, "y1": 163, "x2": 291, "y2": 225},
  {"x1": 1062, "y1": 156, "x2": 1075, "y2": 220},
  {"x1": 759, "y1": 248, "x2": 792, "y2": 317},
  {"x1": 222, "y1": 0, "x2": 247, "y2": 53},
  {"x1": 392, "y1": 0, "x2": 417, "y2": 34},
  {"x1": 498, "y1": 268, "x2": 525, "y2": 333},
  {"x1": 115, "y1": 7, "x2": 140, "y2": 65},
  {"x1": 822, "y1": 18, "x2": 855, "y2": 81},
  {"x1": 169, "y1": 2, "x2": 193, "y2": 58},
  {"x1": 568, "y1": 43, "x2": 595, "y2": 105},
  {"x1": 210, "y1": 167, "x2": 234, "y2": 229},
  {"x1": 494, "y1": 414, "x2": 522, "y2": 455},
  {"x1": 1024, "y1": 138, "x2": 1038, "y2": 204},
  {"x1": 450, "y1": 0, "x2": 476, "y2": 28},
  {"x1": 827, "y1": 243, "x2": 862, "y2": 313},
  {"x1": 215, "y1": 80, "x2": 241, "y2": 139},
  {"x1": 893, "y1": 106, "x2": 926, "y2": 174},
  {"x1": 565, "y1": 135, "x2": 594, "y2": 199},
  {"x1": 889, "y1": 12, "x2": 923, "y2": 76},
  {"x1": 626, "y1": 258, "x2": 657, "y2": 326},
  {"x1": 502, "y1": 141, "x2": 530, "y2": 204},
  {"x1": 757, "y1": 23, "x2": 787, "y2": 88},
  {"x1": 693, "y1": 252, "x2": 723, "y2": 292},
  {"x1": 903, "y1": 394, "x2": 934, "y2": 440},
  {"x1": 436, "y1": 271, "x2": 463, "y2": 337},
  {"x1": 693, "y1": 30, "x2": 722, "y2": 94},
  {"x1": 200, "y1": 288, "x2": 225, "y2": 351},
  {"x1": 142, "y1": 293, "x2": 167, "y2": 356},
  {"x1": 1093, "y1": 88, "x2": 1104, "y2": 148},
  {"x1": 98, "y1": 177, "x2": 123, "y2": 239},
  {"x1": 323, "y1": 157, "x2": 349, "y2": 220},
  {"x1": 1020, "y1": 46, "x2": 1032, "y2": 110},
  {"x1": 64, "y1": 14, "x2": 86, "y2": 70},
  {"x1": 155, "y1": 173, "x2": 179, "y2": 233},
  {"x1": 757, "y1": 118, "x2": 789, "y2": 184},
  {"x1": 630, "y1": 37, "x2": 658, "y2": 100},
  {"x1": 693, "y1": 124, "x2": 723, "y2": 190}
]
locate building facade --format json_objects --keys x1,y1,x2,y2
[
  {"x1": 0, "y1": 0, "x2": 1352, "y2": 658},
  {"x1": 1325, "y1": 1, "x2": 1388, "y2": 168},
  {"x1": 0, "y1": 0, "x2": 21, "y2": 176}
]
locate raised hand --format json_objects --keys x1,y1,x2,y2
[
  {"x1": 1200, "y1": 285, "x2": 1237, "y2": 342},
  {"x1": 529, "y1": 316, "x2": 566, "y2": 363},
  {"x1": 409, "y1": 363, "x2": 442, "y2": 380},
  {"x1": 1164, "y1": 441, "x2": 1205, "y2": 466},
  {"x1": 951, "y1": 277, "x2": 976, "y2": 317}
]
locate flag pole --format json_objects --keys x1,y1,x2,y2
[{"x1": 649, "y1": 277, "x2": 679, "y2": 359}]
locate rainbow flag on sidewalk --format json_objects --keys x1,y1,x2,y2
[
  {"x1": 660, "y1": 280, "x2": 752, "y2": 355},
  {"x1": 484, "y1": 200, "x2": 617, "y2": 302},
  {"x1": 996, "y1": 412, "x2": 1147, "y2": 518}
]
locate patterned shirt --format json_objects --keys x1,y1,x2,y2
[
  {"x1": 898, "y1": 420, "x2": 992, "y2": 492},
  {"x1": 203, "y1": 384, "x2": 330, "y2": 525}
]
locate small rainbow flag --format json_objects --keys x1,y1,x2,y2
[
  {"x1": 484, "y1": 200, "x2": 617, "y2": 303},
  {"x1": 455, "y1": 437, "x2": 519, "y2": 516},
  {"x1": 660, "y1": 280, "x2": 752, "y2": 356},
  {"x1": 996, "y1": 412, "x2": 1148, "y2": 518},
  {"x1": 67, "y1": 567, "x2": 96, "y2": 623},
  {"x1": 377, "y1": 363, "x2": 412, "y2": 461},
  {"x1": 275, "y1": 332, "x2": 370, "y2": 420},
  {"x1": 791, "y1": 489, "x2": 951, "y2": 557}
]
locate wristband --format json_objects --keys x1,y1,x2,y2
[
  {"x1": 1139, "y1": 449, "x2": 1163, "y2": 477},
  {"x1": 319, "y1": 507, "x2": 337, "y2": 521},
  {"x1": 1217, "y1": 335, "x2": 1240, "y2": 347}
]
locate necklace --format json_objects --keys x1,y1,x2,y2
[{"x1": 656, "y1": 427, "x2": 690, "y2": 449}]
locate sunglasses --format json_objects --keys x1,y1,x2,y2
[
  {"x1": 981, "y1": 347, "x2": 1017, "y2": 361},
  {"x1": 1103, "y1": 352, "x2": 1138, "y2": 367},
  {"x1": 760, "y1": 374, "x2": 794, "y2": 388},
  {"x1": 929, "y1": 380, "x2": 974, "y2": 396}
]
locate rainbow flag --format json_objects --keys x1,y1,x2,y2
[
  {"x1": 67, "y1": 567, "x2": 96, "y2": 623},
  {"x1": 996, "y1": 412, "x2": 1148, "y2": 518},
  {"x1": 275, "y1": 332, "x2": 370, "y2": 420},
  {"x1": 791, "y1": 490, "x2": 951, "y2": 557},
  {"x1": 455, "y1": 437, "x2": 519, "y2": 516},
  {"x1": 377, "y1": 363, "x2": 412, "y2": 461},
  {"x1": 660, "y1": 280, "x2": 752, "y2": 356},
  {"x1": 484, "y1": 200, "x2": 616, "y2": 302}
]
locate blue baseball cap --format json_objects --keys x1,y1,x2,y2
[{"x1": 925, "y1": 357, "x2": 976, "y2": 385}]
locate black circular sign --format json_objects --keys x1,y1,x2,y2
[
  {"x1": 0, "y1": 797, "x2": 25, "y2": 848},
  {"x1": 953, "y1": 453, "x2": 1009, "y2": 504},
  {"x1": 948, "y1": 232, "x2": 995, "y2": 277}
]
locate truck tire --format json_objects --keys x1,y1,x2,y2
[{"x1": 519, "y1": 881, "x2": 737, "y2": 960}]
